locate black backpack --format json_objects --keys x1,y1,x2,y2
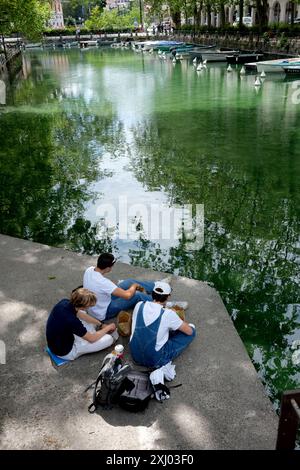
[
  {"x1": 118, "y1": 370, "x2": 154, "y2": 412},
  {"x1": 86, "y1": 355, "x2": 155, "y2": 413}
]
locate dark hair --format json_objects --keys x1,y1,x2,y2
[
  {"x1": 152, "y1": 288, "x2": 169, "y2": 303},
  {"x1": 97, "y1": 253, "x2": 116, "y2": 270}
]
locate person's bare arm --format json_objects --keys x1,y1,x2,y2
[
  {"x1": 83, "y1": 323, "x2": 116, "y2": 343},
  {"x1": 77, "y1": 310, "x2": 102, "y2": 327},
  {"x1": 112, "y1": 284, "x2": 139, "y2": 300},
  {"x1": 178, "y1": 321, "x2": 194, "y2": 336}
]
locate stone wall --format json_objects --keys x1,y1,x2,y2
[
  {"x1": 0, "y1": 48, "x2": 22, "y2": 80},
  {"x1": 171, "y1": 32, "x2": 300, "y2": 56}
]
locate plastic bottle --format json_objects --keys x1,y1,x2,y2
[
  {"x1": 102, "y1": 344, "x2": 124, "y2": 364},
  {"x1": 100, "y1": 344, "x2": 124, "y2": 375},
  {"x1": 112, "y1": 344, "x2": 124, "y2": 358}
]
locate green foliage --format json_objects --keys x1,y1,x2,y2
[
  {"x1": 176, "y1": 21, "x2": 300, "y2": 38},
  {"x1": 278, "y1": 31, "x2": 289, "y2": 49},
  {"x1": 62, "y1": 0, "x2": 107, "y2": 20},
  {"x1": 65, "y1": 16, "x2": 76, "y2": 27},
  {"x1": 0, "y1": 0, "x2": 51, "y2": 40},
  {"x1": 85, "y1": 5, "x2": 141, "y2": 31}
]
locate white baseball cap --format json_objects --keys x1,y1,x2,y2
[{"x1": 153, "y1": 281, "x2": 172, "y2": 295}]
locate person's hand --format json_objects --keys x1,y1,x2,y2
[
  {"x1": 104, "y1": 323, "x2": 116, "y2": 334},
  {"x1": 135, "y1": 284, "x2": 146, "y2": 292}
]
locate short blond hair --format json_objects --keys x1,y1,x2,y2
[{"x1": 70, "y1": 288, "x2": 97, "y2": 309}]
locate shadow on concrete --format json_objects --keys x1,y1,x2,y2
[{"x1": 0, "y1": 235, "x2": 278, "y2": 449}]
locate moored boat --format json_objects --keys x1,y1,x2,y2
[
  {"x1": 245, "y1": 57, "x2": 300, "y2": 73},
  {"x1": 154, "y1": 42, "x2": 184, "y2": 52},
  {"x1": 80, "y1": 40, "x2": 98, "y2": 48},
  {"x1": 283, "y1": 65, "x2": 300, "y2": 75},
  {"x1": 201, "y1": 49, "x2": 238, "y2": 62},
  {"x1": 133, "y1": 41, "x2": 183, "y2": 51},
  {"x1": 226, "y1": 53, "x2": 264, "y2": 64},
  {"x1": 25, "y1": 43, "x2": 42, "y2": 49},
  {"x1": 170, "y1": 44, "x2": 194, "y2": 53},
  {"x1": 189, "y1": 45, "x2": 217, "y2": 59}
]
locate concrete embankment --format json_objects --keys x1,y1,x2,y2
[{"x1": 0, "y1": 234, "x2": 278, "y2": 450}]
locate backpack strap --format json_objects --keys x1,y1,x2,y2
[
  {"x1": 88, "y1": 373, "x2": 103, "y2": 414},
  {"x1": 169, "y1": 383, "x2": 182, "y2": 390},
  {"x1": 83, "y1": 380, "x2": 97, "y2": 394}
]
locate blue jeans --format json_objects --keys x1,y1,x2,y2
[
  {"x1": 106, "y1": 278, "x2": 155, "y2": 319},
  {"x1": 156, "y1": 328, "x2": 196, "y2": 367}
]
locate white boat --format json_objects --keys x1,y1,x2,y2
[
  {"x1": 25, "y1": 43, "x2": 42, "y2": 49},
  {"x1": 133, "y1": 41, "x2": 182, "y2": 51},
  {"x1": 201, "y1": 50, "x2": 238, "y2": 62},
  {"x1": 246, "y1": 57, "x2": 300, "y2": 73},
  {"x1": 132, "y1": 41, "x2": 156, "y2": 50}
]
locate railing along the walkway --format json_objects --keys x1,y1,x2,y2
[{"x1": 276, "y1": 389, "x2": 300, "y2": 450}]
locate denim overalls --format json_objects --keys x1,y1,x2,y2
[{"x1": 129, "y1": 302, "x2": 196, "y2": 368}]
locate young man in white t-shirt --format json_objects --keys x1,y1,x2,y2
[
  {"x1": 129, "y1": 281, "x2": 196, "y2": 368},
  {"x1": 83, "y1": 253, "x2": 156, "y2": 321}
]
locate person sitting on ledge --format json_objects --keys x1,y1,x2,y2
[
  {"x1": 129, "y1": 282, "x2": 196, "y2": 368},
  {"x1": 83, "y1": 253, "x2": 161, "y2": 322},
  {"x1": 46, "y1": 288, "x2": 117, "y2": 361}
]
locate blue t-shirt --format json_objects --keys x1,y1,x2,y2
[{"x1": 46, "y1": 299, "x2": 87, "y2": 356}]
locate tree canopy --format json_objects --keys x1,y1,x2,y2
[
  {"x1": 85, "y1": 5, "x2": 141, "y2": 30},
  {"x1": 0, "y1": 0, "x2": 51, "y2": 39}
]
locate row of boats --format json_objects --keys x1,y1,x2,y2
[
  {"x1": 132, "y1": 40, "x2": 263, "y2": 63},
  {"x1": 25, "y1": 38, "x2": 300, "y2": 75},
  {"x1": 133, "y1": 40, "x2": 300, "y2": 75}
]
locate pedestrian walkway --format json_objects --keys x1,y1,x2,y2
[{"x1": 0, "y1": 234, "x2": 278, "y2": 449}]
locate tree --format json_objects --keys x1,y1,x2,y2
[
  {"x1": 238, "y1": 0, "x2": 244, "y2": 29},
  {"x1": 254, "y1": 0, "x2": 269, "y2": 30},
  {"x1": 62, "y1": 0, "x2": 106, "y2": 20},
  {"x1": 146, "y1": 0, "x2": 182, "y2": 27},
  {"x1": 85, "y1": 4, "x2": 142, "y2": 30},
  {"x1": 0, "y1": 0, "x2": 50, "y2": 40}
]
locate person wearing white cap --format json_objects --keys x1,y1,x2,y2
[
  {"x1": 129, "y1": 281, "x2": 196, "y2": 368},
  {"x1": 83, "y1": 253, "x2": 163, "y2": 321}
]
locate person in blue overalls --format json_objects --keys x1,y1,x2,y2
[{"x1": 129, "y1": 282, "x2": 196, "y2": 368}]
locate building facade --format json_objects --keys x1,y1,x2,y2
[
  {"x1": 197, "y1": 1, "x2": 300, "y2": 27},
  {"x1": 49, "y1": 0, "x2": 65, "y2": 29},
  {"x1": 105, "y1": 0, "x2": 131, "y2": 11}
]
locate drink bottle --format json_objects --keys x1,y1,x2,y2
[{"x1": 112, "y1": 344, "x2": 124, "y2": 358}]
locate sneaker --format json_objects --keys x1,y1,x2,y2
[
  {"x1": 189, "y1": 323, "x2": 195, "y2": 330},
  {"x1": 166, "y1": 301, "x2": 189, "y2": 310},
  {"x1": 153, "y1": 383, "x2": 170, "y2": 402}
]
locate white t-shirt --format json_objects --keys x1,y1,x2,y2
[
  {"x1": 130, "y1": 301, "x2": 183, "y2": 351},
  {"x1": 83, "y1": 266, "x2": 117, "y2": 321}
]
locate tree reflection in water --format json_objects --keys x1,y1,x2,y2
[
  {"x1": 1, "y1": 50, "x2": 299, "y2": 410},
  {"x1": 128, "y1": 115, "x2": 300, "y2": 409},
  {"x1": 0, "y1": 53, "x2": 122, "y2": 254}
]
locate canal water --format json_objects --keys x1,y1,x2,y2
[{"x1": 0, "y1": 48, "x2": 299, "y2": 408}]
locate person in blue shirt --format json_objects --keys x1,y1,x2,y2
[{"x1": 46, "y1": 288, "x2": 117, "y2": 361}]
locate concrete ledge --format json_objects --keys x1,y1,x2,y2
[{"x1": 0, "y1": 234, "x2": 278, "y2": 449}]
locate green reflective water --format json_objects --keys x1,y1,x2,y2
[{"x1": 0, "y1": 49, "x2": 299, "y2": 407}]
